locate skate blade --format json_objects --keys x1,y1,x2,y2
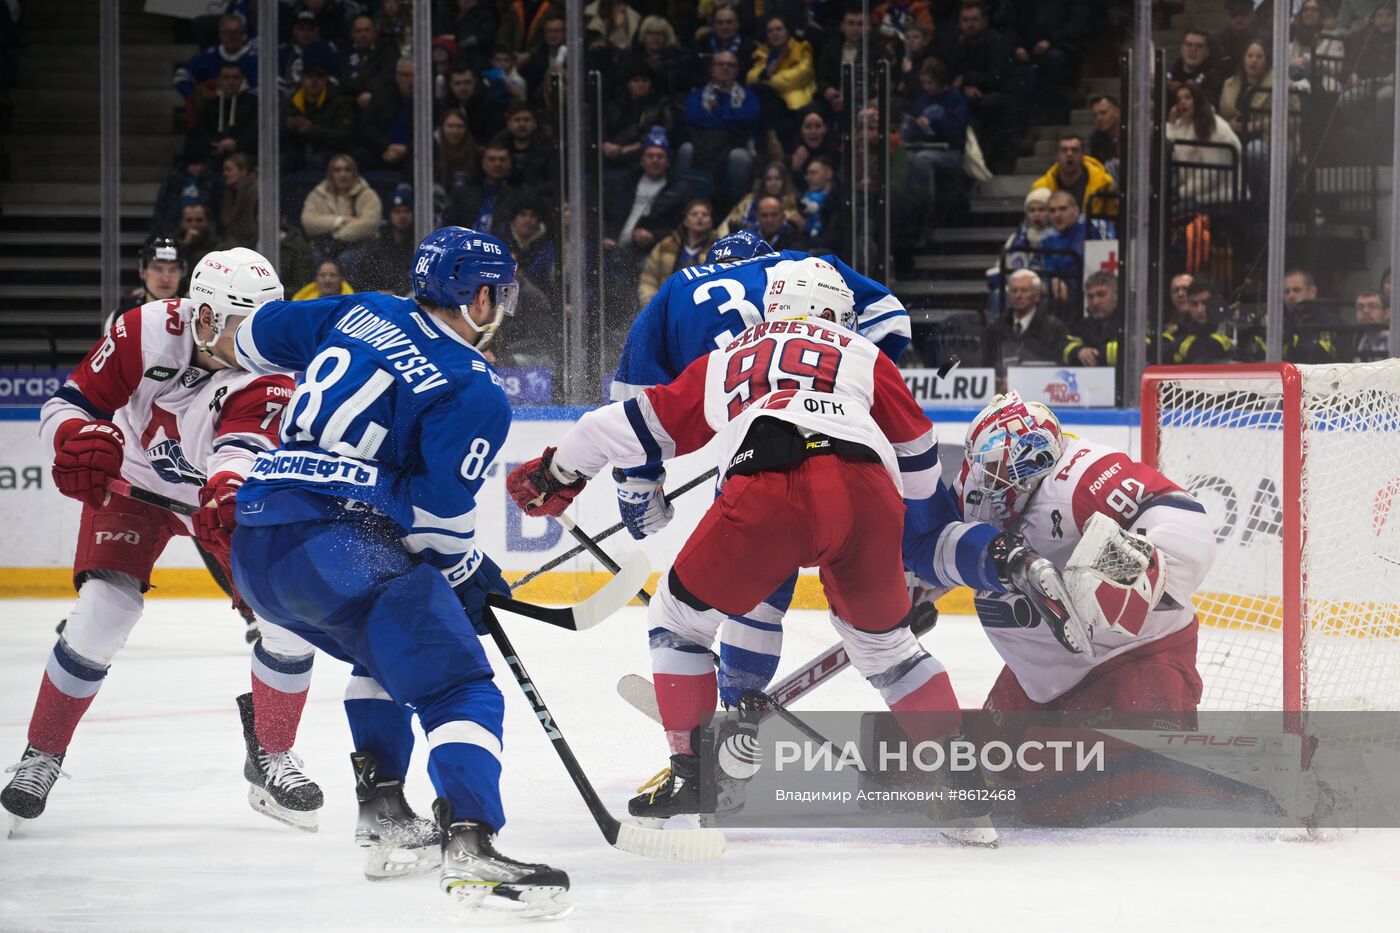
[
  {"x1": 938, "y1": 822, "x2": 999, "y2": 848},
  {"x1": 246, "y1": 786, "x2": 319, "y2": 833},
  {"x1": 630, "y1": 812, "x2": 713, "y2": 830},
  {"x1": 7, "y1": 814, "x2": 29, "y2": 839},
  {"x1": 364, "y1": 843, "x2": 441, "y2": 881},
  {"x1": 446, "y1": 881, "x2": 573, "y2": 920}
]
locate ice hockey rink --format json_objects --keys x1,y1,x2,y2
[{"x1": 1, "y1": 598, "x2": 1397, "y2": 932}]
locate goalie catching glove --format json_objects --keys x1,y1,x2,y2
[
  {"x1": 612, "y1": 468, "x2": 674, "y2": 540},
  {"x1": 1064, "y1": 513, "x2": 1167, "y2": 637},
  {"x1": 988, "y1": 532, "x2": 1096, "y2": 656},
  {"x1": 507, "y1": 447, "x2": 588, "y2": 517}
]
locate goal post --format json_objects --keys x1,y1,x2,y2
[{"x1": 1141, "y1": 361, "x2": 1400, "y2": 716}]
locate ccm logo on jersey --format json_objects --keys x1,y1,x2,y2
[{"x1": 95, "y1": 530, "x2": 141, "y2": 545}]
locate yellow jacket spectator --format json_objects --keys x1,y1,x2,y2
[
  {"x1": 747, "y1": 17, "x2": 816, "y2": 111},
  {"x1": 293, "y1": 259, "x2": 355, "y2": 300},
  {"x1": 1030, "y1": 135, "x2": 1116, "y2": 214}
]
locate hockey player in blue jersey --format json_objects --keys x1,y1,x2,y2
[
  {"x1": 607, "y1": 230, "x2": 916, "y2": 707},
  {"x1": 208, "y1": 226, "x2": 570, "y2": 916}
]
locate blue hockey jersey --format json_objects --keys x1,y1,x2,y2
[
  {"x1": 609, "y1": 251, "x2": 911, "y2": 400},
  {"x1": 232, "y1": 293, "x2": 509, "y2": 587}
]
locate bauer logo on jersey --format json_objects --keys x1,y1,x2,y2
[
  {"x1": 147, "y1": 439, "x2": 207, "y2": 487},
  {"x1": 249, "y1": 450, "x2": 379, "y2": 485}
]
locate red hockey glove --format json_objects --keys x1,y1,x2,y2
[
  {"x1": 193, "y1": 471, "x2": 243, "y2": 556},
  {"x1": 506, "y1": 447, "x2": 587, "y2": 517},
  {"x1": 52, "y1": 419, "x2": 125, "y2": 509}
]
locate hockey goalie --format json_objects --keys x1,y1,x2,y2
[{"x1": 956, "y1": 393, "x2": 1215, "y2": 725}]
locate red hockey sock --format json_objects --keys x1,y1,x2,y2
[
  {"x1": 251, "y1": 676, "x2": 309, "y2": 755},
  {"x1": 654, "y1": 672, "x2": 718, "y2": 756},
  {"x1": 28, "y1": 674, "x2": 100, "y2": 756},
  {"x1": 889, "y1": 670, "x2": 962, "y2": 745}
]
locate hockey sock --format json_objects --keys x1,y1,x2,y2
[
  {"x1": 27, "y1": 639, "x2": 108, "y2": 755},
  {"x1": 650, "y1": 627, "x2": 718, "y2": 756},
  {"x1": 419, "y1": 678, "x2": 505, "y2": 829},
  {"x1": 344, "y1": 668, "x2": 414, "y2": 782},
  {"x1": 716, "y1": 571, "x2": 794, "y2": 707},
  {"x1": 250, "y1": 639, "x2": 314, "y2": 754},
  {"x1": 876, "y1": 652, "x2": 962, "y2": 745}
]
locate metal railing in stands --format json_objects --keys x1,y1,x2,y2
[{"x1": 1166, "y1": 139, "x2": 1244, "y2": 294}]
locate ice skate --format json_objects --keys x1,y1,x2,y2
[
  {"x1": 237, "y1": 692, "x2": 322, "y2": 832},
  {"x1": 1, "y1": 745, "x2": 70, "y2": 837},
  {"x1": 928, "y1": 741, "x2": 999, "y2": 848},
  {"x1": 351, "y1": 751, "x2": 441, "y2": 880},
  {"x1": 434, "y1": 798, "x2": 571, "y2": 918},
  {"x1": 628, "y1": 726, "x2": 718, "y2": 828}
]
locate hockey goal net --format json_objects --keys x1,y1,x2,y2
[{"x1": 1141, "y1": 362, "x2": 1400, "y2": 715}]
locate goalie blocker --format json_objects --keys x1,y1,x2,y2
[{"x1": 957, "y1": 394, "x2": 1214, "y2": 719}]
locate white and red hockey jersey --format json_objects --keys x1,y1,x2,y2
[
  {"x1": 39, "y1": 299, "x2": 293, "y2": 520},
  {"x1": 958, "y1": 437, "x2": 1216, "y2": 702},
  {"x1": 556, "y1": 318, "x2": 943, "y2": 500}
]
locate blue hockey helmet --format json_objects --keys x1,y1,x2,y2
[
  {"x1": 412, "y1": 226, "x2": 519, "y2": 345},
  {"x1": 707, "y1": 229, "x2": 778, "y2": 264}
]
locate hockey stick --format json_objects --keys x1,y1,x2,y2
[
  {"x1": 106, "y1": 478, "x2": 200, "y2": 516},
  {"x1": 511, "y1": 467, "x2": 717, "y2": 591},
  {"x1": 106, "y1": 476, "x2": 644, "y2": 633},
  {"x1": 619, "y1": 609, "x2": 942, "y2": 725},
  {"x1": 555, "y1": 512, "x2": 655, "y2": 605},
  {"x1": 490, "y1": 551, "x2": 650, "y2": 631},
  {"x1": 480, "y1": 604, "x2": 725, "y2": 861}
]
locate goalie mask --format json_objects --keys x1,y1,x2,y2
[
  {"x1": 761, "y1": 257, "x2": 856, "y2": 330},
  {"x1": 962, "y1": 393, "x2": 1063, "y2": 522}
]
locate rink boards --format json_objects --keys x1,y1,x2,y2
[{"x1": 0, "y1": 405, "x2": 1137, "y2": 614}]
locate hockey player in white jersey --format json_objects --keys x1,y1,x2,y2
[
  {"x1": 510, "y1": 259, "x2": 1079, "y2": 844},
  {"x1": 0, "y1": 249, "x2": 327, "y2": 834},
  {"x1": 957, "y1": 393, "x2": 1214, "y2": 721}
]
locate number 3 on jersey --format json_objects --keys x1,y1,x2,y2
[
  {"x1": 723, "y1": 337, "x2": 843, "y2": 419},
  {"x1": 285, "y1": 347, "x2": 394, "y2": 458}
]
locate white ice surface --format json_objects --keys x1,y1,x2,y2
[{"x1": 1, "y1": 599, "x2": 1397, "y2": 932}]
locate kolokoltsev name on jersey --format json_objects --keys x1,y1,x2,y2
[
  {"x1": 40, "y1": 298, "x2": 292, "y2": 516},
  {"x1": 957, "y1": 437, "x2": 1216, "y2": 702},
  {"x1": 232, "y1": 292, "x2": 509, "y2": 588}
]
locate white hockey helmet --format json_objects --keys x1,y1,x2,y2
[
  {"x1": 961, "y1": 392, "x2": 1063, "y2": 522},
  {"x1": 761, "y1": 257, "x2": 856, "y2": 330},
  {"x1": 187, "y1": 247, "x2": 284, "y2": 351}
]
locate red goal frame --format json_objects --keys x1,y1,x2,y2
[{"x1": 1140, "y1": 364, "x2": 1306, "y2": 713}]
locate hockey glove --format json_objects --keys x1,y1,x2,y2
[
  {"x1": 1064, "y1": 513, "x2": 1167, "y2": 637},
  {"x1": 989, "y1": 532, "x2": 1095, "y2": 656},
  {"x1": 613, "y1": 467, "x2": 674, "y2": 540},
  {"x1": 506, "y1": 447, "x2": 587, "y2": 518},
  {"x1": 452, "y1": 551, "x2": 510, "y2": 636},
  {"x1": 193, "y1": 471, "x2": 243, "y2": 556},
  {"x1": 52, "y1": 419, "x2": 125, "y2": 509},
  {"x1": 905, "y1": 571, "x2": 943, "y2": 632}
]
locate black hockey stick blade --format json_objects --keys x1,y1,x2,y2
[
  {"x1": 491, "y1": 551, "x2": 650, "y2": 631},
  {"x1": 482, "y1": 605, "x2": 724, "y2": 861},
  {"x1": 106, "y1": 478, "x2": 200, "y2": 516},
  {"x1": 511, "y1": 467, "x2": 717, "y2": 591}
]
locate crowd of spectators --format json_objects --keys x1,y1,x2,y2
[{"x1": 142, "y1": 0, "x2": 1392, "y2": 378}]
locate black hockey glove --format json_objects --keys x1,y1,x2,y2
[{"x1": 988, "y1": 532, "x2": 1094, "y2": 656}]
